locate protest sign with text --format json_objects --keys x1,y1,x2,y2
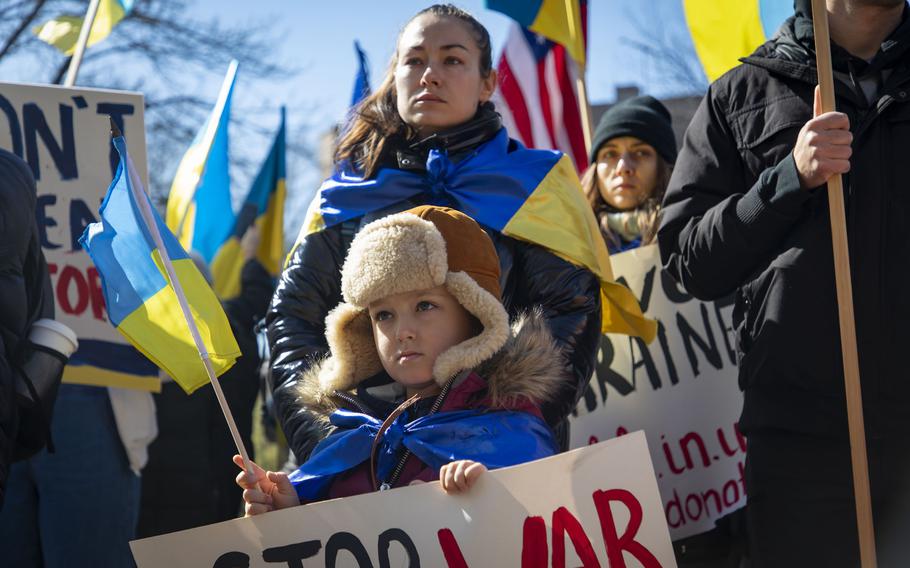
[
  {"x1": 131, "y1": 431, "x2": 676, "y2": 567},
  {"x1": 0, "y1": 82, "x2": 158, "y2": 391},
  {"x1": 570, "y1": 245, "x2": 744, "y2": 540}
]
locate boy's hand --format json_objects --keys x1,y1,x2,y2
[
  {"x1": 440, "y1": 460, "x2": 487, "y2": 494},
  {"x1": 233, "y1": 454, "x2": 300, "y2": 516}
]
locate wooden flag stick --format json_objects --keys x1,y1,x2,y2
[
  {"x1": 564, "y1": 0, "x2": 593, "y2": 157},
  {"x1": 575, "y1": 75, "x2": 593, "y2": 159},
  {"x1": 809, "y1": 1, "x2": 877, "y2": 566},
  {"x1": 113, "y1": 121, "x2": 256, "y2": 483},
  {"x1": 64, "y1": 0, "x2": 101, "y2": 87}
]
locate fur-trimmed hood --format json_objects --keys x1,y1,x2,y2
[{"x1": 294, "y1": 309, "x2": 567, "y2": 427}]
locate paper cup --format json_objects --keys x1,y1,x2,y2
[{"x1": 28, "y1": 319, "x2": 79, "y2": 359}]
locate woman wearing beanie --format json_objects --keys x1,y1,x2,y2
[
  {"x1": 268, "y1": 4, "x2": 651, "y2": 464},
  {"x1": 582, "y1": 95, "x2": 677, "y2": 253}
]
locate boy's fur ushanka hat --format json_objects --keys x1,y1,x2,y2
[{"x1": 319, "y1": 206, "x2": 510, "y2": 392}]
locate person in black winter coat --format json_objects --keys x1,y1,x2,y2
[
  {"x1": 658, "y1": 1, "x2": 910, "y2": 565},
  {"x1": 267, "y1": 5, "x2": 604, "y2": 462},
  {"x1": 0, "y1": 149, "x2": 54, "y2": 510}
]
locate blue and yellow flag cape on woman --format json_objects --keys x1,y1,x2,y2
[
  {"x1": 297, "y1": 129, "x2": 655, "y2": 341},
  {"x1": 80, "y1": 135, "x2": 240, "y2": 394}
]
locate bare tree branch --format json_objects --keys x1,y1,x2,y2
[
  {"x1": 0, "y1": 0, "x2": 48, "y2": 60},
  {"x1": 621, "y1": 6, "x2": 708, "y2": 97},
  {"x1": 1, "y1": 0, "x2": 318, "y2": 244}
]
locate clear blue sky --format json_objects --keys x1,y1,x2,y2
[
  {"x1": 0, "y1": 1, "x2": 710, "y2": 238},
  {"x1": 187, "y1": 0, "x2": 705, "y2": 138},
  {"x1": 181, "y1": 0, "x2": 707, "y2": 214}
]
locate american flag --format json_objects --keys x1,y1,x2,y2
[{"x1": 493, "y1": 24, "x2": 589, "y2": 172}]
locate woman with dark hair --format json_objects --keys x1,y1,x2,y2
[
  {"x1": 582, "y1": 96, "x2": 677, "y2": 253},
  {"x1": 267, "y1": 4, "x2": 651, "y2": 465}
]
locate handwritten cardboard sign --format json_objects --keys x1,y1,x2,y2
[
  {"x1": 131, "y1": 430, "x2": 676, "y2": 567},
  {"x1": 0, "y1": 81, "x2": 158, "y2": 391},
  {"x1": 570, "y1": 245, "x2": 745, "y2": 539}
]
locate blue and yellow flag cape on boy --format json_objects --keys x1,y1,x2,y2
[
  {"x1": 290, "y1": 408, "x2": 557, "y2": 501},
  {"x1": 297, "y1": 129, "x2": 655, "y2": 341},
  {"x1": 80, "y1": 135, "x2": 241, "y2": 394}
]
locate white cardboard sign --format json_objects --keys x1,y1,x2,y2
[
  {"x1": 131, "y1": 430, "x2": 676, "y2": 567},
  {"x1": 0, "y1": 82, "x2": 158, "y2": 391},
  {"x1": 570, "y1": 245, "x2": 745, "y2": 540}
]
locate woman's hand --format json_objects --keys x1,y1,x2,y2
[
  {"x1": 233, "y1": 455, "x2": 300, "y2": 516},
  {"x1": 439, "y1": 460, "x2": 487, "y2": 494}
]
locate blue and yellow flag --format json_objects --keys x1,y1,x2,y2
[
  {"x1": 81, "y1": 136, "x2": 240, "y2": 394},
  {"x1": 486, "y1": 0, "x2": 586, "y2": 68},
  {"x1": 296, "y1": 129, "x2": 655, "y2": 341},
  {"x1": 34, "y1": 0, "x2": 134, "y2": 55},
  {"x1": 166, "y1": 61, "x2": 238, "y2": 264},
  {"x1": 210, "y1": 109, "x2": 286, "y2": 299},
  {"x1": 351, "y1": 41, "x2": 371, "y2": 107},
  {"x1": 683, "y1": 0, "x2": 791, "y2": 82}
]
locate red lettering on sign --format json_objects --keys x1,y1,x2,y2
[
  {"x1": 521, "y1": 516, "x2": 547, "y2": 568},
  {"x1": 48, "y1": 263, "x2": 107, "y2": 321},
  {"x1": 57, "y1": 265, "x2": 88, "y2": 315},
  {"x1": 437, "y1": 528, "x2": 469, "y2": 568},
  {"x1": 551, "y1": 506, "x2": 601, "y2": 567},
  {"x1": 593, "y1": 489, "x2": 662, "y2": 568}
]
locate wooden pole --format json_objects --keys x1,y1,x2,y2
[
  {"x1": 64, "y1": 0, "x2": 101, "y2": 87},
  {"x1": 564, "y1": 0, "x2": 593, "y2": 161},
  {"x1": 112, "y1": 121, "x2": 257, "y2": 483},
  {"x1": 809, "y1": 1, "x2": 877, "y2": 566},
  {"x1": 575, "y1": 75, "x2": 593, "y2": 160}
]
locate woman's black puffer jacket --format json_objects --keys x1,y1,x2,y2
[{"x1": 267, "y1": 113, "x2": 602, "y2": 460}]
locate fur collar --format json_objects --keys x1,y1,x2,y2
[{"x1": 294, "y1": 308, "x2": 566, "y2": 426}]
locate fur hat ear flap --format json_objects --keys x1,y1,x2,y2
[{"x1": 320, "y1": 303, "x2": 383, "y2": 393}]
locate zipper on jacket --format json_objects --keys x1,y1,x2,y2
[
  {"x1": 379, "y1": 374, "x2": 457, "y2": 490},
  {"x1": 332, "y1": 390, "x2": 372, "y2": 415}
]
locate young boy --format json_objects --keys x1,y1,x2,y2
[{"x1": 236, "y1": 206, "x2": 565, "y2": 514}]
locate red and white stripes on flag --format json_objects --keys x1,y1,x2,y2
[{"x1": 494, "y1": 24, "x2": 589, "y2": 172}]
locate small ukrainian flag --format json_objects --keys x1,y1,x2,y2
[
  {"x1": 80, "y1": 134, "x2": 240, "y2": 394},
  {"x1": 34, "y1": 0, "x2": 134, "y2": 56}
]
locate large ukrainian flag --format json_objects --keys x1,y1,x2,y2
[
  {"x1": 296, "y1": 129, "x2": 655, "y2": 341},
  {"x1": 486, "y1": 0, "x2": 586, "y2": 67},
  {"x1": 683, "y1": 0, "x2": 791, "y2": 82},
  {"x1": 34, "y1": 0, "x2": 134, "y2": 55},
  {"x1": 81, "y1": 135, "x2": 240, "y2": 394},
  {"x1": 166, "y1": 61, "x2": 238, "y2": 263},
  {"x1": 210, "y1": 109, "x2": 286, "y2": 299}
]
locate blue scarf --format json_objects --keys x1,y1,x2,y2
[{"x1": 289, "y1": 408, "x2": 557, "y2": 501}]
